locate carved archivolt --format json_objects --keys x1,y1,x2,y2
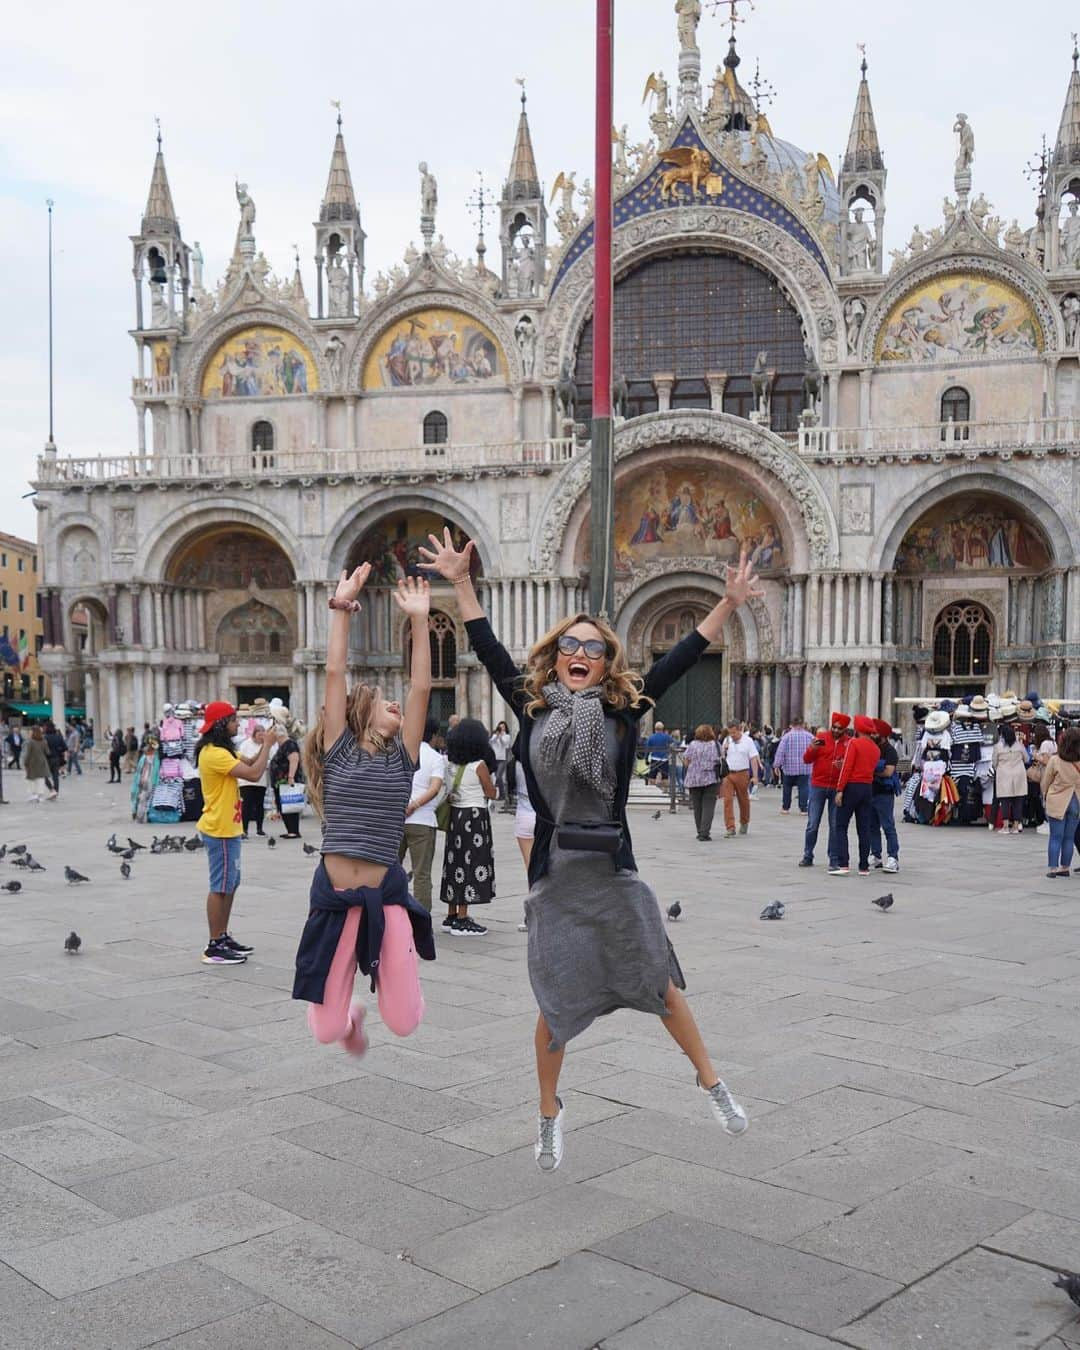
[
  {"x1": 346, "y1": 286, "x2": 523, "y2": 390},
  {"x1": 625, "y1": 583, "x2": 749, "y2": 666},
  {"x1": 543, "y1": 208, "x2": 844, "y2": 381},
  {"x1": 532, "y1": 410, "x2": 840, "y2": 574},
  {"x1": 182, "y1": 304, "x2": 331, "y2": 400},
  {"x1": 860, "y1": 251, "x2": 1063, "y2": 363}
]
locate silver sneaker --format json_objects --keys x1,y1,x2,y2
[
  {"x1": 698, "y1": 1075, "x2": 748, "y2": 1136},
  {"x1": 535, "y1": 1096, "x2": 564, "y2": 1171}
]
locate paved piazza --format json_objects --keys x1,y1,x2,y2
[{"x1": 2, "y1": 777, "x2": 1080, "y2": 1348}]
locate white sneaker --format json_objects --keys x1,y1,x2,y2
[
  {"x1": 698, "y1": 1075, "x2": 748, "y2": 1136},
  {"x1": 535, "y1": 1097, "x2": 564, "y2": 1171},
  {"x1": 883, "y1": 856, "x2": 899, "y2": 873}
]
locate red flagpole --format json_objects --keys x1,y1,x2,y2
[{"x1": 590, "y1": 0, "x2": 615, "y2": 617}]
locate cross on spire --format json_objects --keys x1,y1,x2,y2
[{"x1": 706, "y1": 0, "x2": 754, "y2": 39}]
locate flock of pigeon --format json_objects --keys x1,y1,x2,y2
[{"x1": 664, "y1": 893, "x2": 895, "y2": 923}]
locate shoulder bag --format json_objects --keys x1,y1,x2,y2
[{"x1": 436, "y1": 763, "x2": 466, "y2": 833}]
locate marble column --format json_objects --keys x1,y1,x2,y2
[
  {"x1": 793, "y1": 577, "x2": 806, "y2": 657},
  {"x1": 859, "y1": 574, "x2": 871, "y2": 646},
  {"x1": 828, "y1": 665, "x2": 843, "y2": 715},
  {"x1": 84, "y1": 670, "x2": 97, "y2": 736},
  {"x1": 167, "y1": 401, "x2": 182, "y2": 456},
  {"x1": 153, "y1": 588, "x2": 165, "y2": 648},
  {"x1": 870, "y1": 573, "x2": 883, "y2": 647},
  {"x1": 132, "y1": 665, "x2": 146, "y2": 731},
  {"x1": 761, "y1": 667, "x2": 774, "y2": 728},
  {"x1": 130, "y1": 585, "x2": 143, "y2": 646},
  {"x1": 314, "y1": 396, "x2": 328, "y2": 447},
  {"x1": 779, "y1": 583, "x2": 791, "y2": 659},
  {"x1": 106, "y1": 666, "x2": 120, "y2": 732},
  {"x1": 880, "y1": 664, "x2": 896, "y2": 725},
  {"x1": 183, "y1": 591, "x2": 195, "y2": 652},
  {"x1": 807, "y1": 663, "x2": 824, "y2": 721},
  {"x1": 833, "y1": 576, "x2": 845, "y2": 649},
  {"x1": 653, "y1": 373, "x2": 674, "y2": 413},
  {"x1": 152, "y1": 667, "x2": 166, "y2": 715},
  {"x1": 806, "y1": 574, "x2": 820, "y2": 649},
  {"x1": 195, "y1": 592, "x2": 207, "y2": 649},
  {"x1": 858, "y1": 369, "x2": 873, "y2": 447},
  {"x1": 883, "y1": 576, "x2": 895, "y2": 645},
  {"x1": 790, "y1": 665, "x2": 805, "y2": 720},
  {"x1": 344, "y1": 397, "x2": 357, "y2": 452},
  {"x1": 779, "y1": 668, "x2": 791, "y2": 725},
  {"x1": 846, "y1": 576, "x2": 858, "y2": 648},
  {"x1": 848, "y1": 663, "x2": 862, "y2": 713},
  {"x1": 50, "y1": 671, "x2": 67, "y2": 731},
  {"x1": 306, "y1": 665, "x2": 318, "y2": 723}
]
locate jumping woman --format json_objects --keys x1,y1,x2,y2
[
  {"x1": 421, "y1": 528, "x2": 758, "y2": 1171},
  {"x1": 292, "y1": 567, "x2": 435, "y2": 1056}
]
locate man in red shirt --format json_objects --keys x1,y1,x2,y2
[
  {"x1": 832, "y1": 714, "x2": 881, "y2": 876},
  {"x1": 799, "y1": 712, "x2": 850, "y2": 869}
]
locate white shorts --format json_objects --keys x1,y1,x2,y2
[{"x1": 515, "y1": 803, "x2": 536, "y2": 840}]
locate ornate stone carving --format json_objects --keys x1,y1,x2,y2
[
  {"x1": 499, "y1": 493, "x2": 529, "y2": 542},
  {"x1": 112, "y1": 506, "x2": 136, "y2": 553},
  {"x1": 543, "y1": 208, "x2": 843, "y2": 383},
  {"x1": 839, "y1": 484, "x2": 874, "y2": 535}
]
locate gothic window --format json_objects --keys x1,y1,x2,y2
[
  {"x1": 423, "y1": 411, "x2": 449, "y2": 446},
  {"x1": 217, "y1": 599, "x2": 292, "y2": 661},
  {"x1": 933, "y1": 602, "x2": 992, "y2": 679},
  {"x1": 573, "y1": 251, "x2": 806, "y2": 430},
  {"x1": 940, "y1": 387, "x2": 970, "y2": 441},
  {"x1": 407, "y1": 610, "x2": 457, "y2": 682},
  {"x1": 252, "y1": 420, "x2": 275, "y2": 465}
]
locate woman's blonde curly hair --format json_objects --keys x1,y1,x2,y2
[
  {"x1": 522, "y1": 613, "x2": 651, "y2": 718},
  {"x1": 303, "y1": 683, "x2": 384, "y2": 820}
]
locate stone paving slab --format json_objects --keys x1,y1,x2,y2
[{"x1": 5, "y1": 781, "x2": 1080, "y2": 1345}]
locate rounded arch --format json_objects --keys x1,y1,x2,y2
[
  {"x1": 533, "y1": 409, "x2": 839, "y2": 574},
  {"x1": 348, "y1": 289, "x2": 522, "y2": 390},
  {"x1": 136, "y1": 500, "x2": 306, "y2": 582},
  {"x1": 55, "y1": 521, "x2": 108, "y2": 589},
  {"x1": 543, "y1": 208, "x2": 843, "y2": 381},
  {"x1": 182, "y1": 306, "x2": 328, "y2": 400},
  {"x1": 165, "y1": 526, "x2": 296, "y2": 590},
  {"x1": 216, "y1": 597, "x2": 293, "y2": 659},
  {"x1": 321, "y1": 486, "x2": 501, "y2": 579},
  {"x1": 617, "y1": 573, "x2": 755, "y2": 664},
  {"x1": 871, "y1": 467, "x2": 1076, "y2": 573},
  {"x1": 931, "y1": 599, "x2": 994, "y2": 681},
  {"x1": 860, "y1": 253, "x2": 1062, "y2": 362}
]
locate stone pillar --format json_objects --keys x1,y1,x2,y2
[
  {"x1": 833, "y1": 575, "x2": 845, "y2": 648},
  {"x1": 858, "y1": 368, "x2": 873, "y2": 447},
  {"x1": 1066, "y1": 661, "x2": 1080, "y2": 701},
  {"x1": 515, "y1": 579, "x2": 527, "y2": 650},
  {"x1": 847, "y1": 577, "x2": 858, "y2": 648},
  {"x1": 314, "y1": 396, "x2": 328, "y2": 447},
  {"x1": 848, "y1": 663, "x2": 862, "y2": 713},
  {"x1": 84, "y1": 670, "x2": 97, "y2": 736},
  {"x1": 807, "y1": 663, "x2": 824, "y2": 722},
  {"x1": 130, "y1": 585, "x2": 143, "y2": 646},
  {"x1": 50, "y1": 671, "x2": 66, "y2": 732},
  {"x1": 828, "y1": 665, "x2": 843, "y2": 715},
  {"x1": 152, "y1": 587, "x2": 165, "y2": 648},
  {"x1": 870, "y1": 573, "x2": 883, "y2": 647},
  {"x1": 513, "y1": 387, "x2": 524, "y2": 443},
  {"x1": 761, "y1": 667, "x2": 774, "y2": 728},
  {"x1": 1048, "y1": 570, "x2": 1065, "y2": 643},
  {"x1": 345, "y1": 396, "x2": 358, "y2": 452},
  {"x1": 653, "y1": 373, "x2": 675, "y2": 413},
  {"x1": 106, "y1": 665, "x2": 120, "y2": 732},
  {"x1": 132, "y1": 664, "x2": 146, "y2": 731},
  {"x1": 167, "y1": 401, "x2": 182, "y2": 455},
  {"x1": 858, "y1": 574, "x2": 871, "y2": 646},
  {"x1": 183, "y1": 591, "x2": 195, "y2": 652},
  {"x1": 500, "y1": 580, "x2": 513, "y2": 649},
  {"x1": 779, "y1": 668, "x2": 791, "y2": 725},
  {"x1": 806, "y1": 574, "x2": 820, "y2": 649},
  {"x1": 792, "y1": 576, "x2": 806, "y2": 658},
  {"x1": 106, "y1": 587, "x2": 119, "y2": 646},
  {"x1": 790, "y1": 665, "x2": 805, "y2": 720},
  {"x1": 705, "y1": 371, "x2": 728, "y2": 413},
  {"x1": 306, "y1": 665, "x2": 318, "y2": 723},
  {"x1": 194, "y1": 592, "x2": 206, "y2": 649},
  {"x1": 880, "y1": 664, "x2": 896, "y2": 725}
]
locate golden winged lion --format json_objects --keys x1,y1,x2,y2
[{"x1": 658, "y1": 146, "x2": 712, "y2": 202}]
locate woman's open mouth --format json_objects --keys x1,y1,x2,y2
[
  {"x1": 386, "y1": 702, "x2": 402, "y2": 718},
  {"x1": 567, "y1": 661, "x2": 590, "y2": 680}
]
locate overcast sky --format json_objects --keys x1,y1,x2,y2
[{"x1": 1, "y1": 0, "x2": 1073, "y2": 541}]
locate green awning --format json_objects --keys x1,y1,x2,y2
[{"x1": 1, "y1": 701, "x2": 84, "y2": 719}]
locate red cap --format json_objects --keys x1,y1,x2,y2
[
  {"x1": 829, "y1": 711, "x2": 851, "y2": 729},
  {"x1": 198, "y1": 700, "x2": 236, "y2": 734},
  {"x1": 854, "y1": 714, "x2": 877, "y2": 735},
  {"x1": 873, "y1": 718, "x2": 892, "y2": 738}
]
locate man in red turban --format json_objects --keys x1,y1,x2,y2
[
  {"x1": 832, "y1": 716, "x2": 881, "y2": 875},
  {"x1": 868, "y1": 719, "x2": 900, "y2": 873},
  {"x1": 799, "y1": 712, "x2": 851, "y2": 869}
]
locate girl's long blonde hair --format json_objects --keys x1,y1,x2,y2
[
  {"x1": 522, "y1": 612, "x2": 650, "y2": 718},
  {"x1": 303, "y1": 683, "x2": 381, "y2": 820}
]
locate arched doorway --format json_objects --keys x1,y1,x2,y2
[
  {"x1": 647, "y1": 603, "x2": 724, "y2": 731},
  {"x1": 404, "y1": 609, "x2": 458, "y2": 725}
]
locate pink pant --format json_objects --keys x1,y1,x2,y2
[{"x1": 307, "y1": 905, "x2": 424, "y2": 1053}]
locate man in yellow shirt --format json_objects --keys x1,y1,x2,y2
[{"x1": 196, "y1": 701, "x2": 282, "y2": 965}]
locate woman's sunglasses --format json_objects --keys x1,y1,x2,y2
[{"x1": 557, "y1": 635, "x2": 608, "y2": 660}]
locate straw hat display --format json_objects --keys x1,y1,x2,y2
[{"x1": 925, "y1": 710, "x2": 951, "y2": 733}]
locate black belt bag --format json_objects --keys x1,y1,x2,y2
[{"x1": 555, "y1": 821, "x2": 623, "y2": 854}]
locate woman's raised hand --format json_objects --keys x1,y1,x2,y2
[
  {"x1": 418, "y1": 527, "x2": 476, "y2": 582},
  {"x1": 391, "y1": 574, "x2": 431, "y2": 617},
  {"x1": 332, "y1": 563, "x2": 371, "y2": 611},
  {"x1": 724, "y1": 547, "x2": 764, "y2": 608}
]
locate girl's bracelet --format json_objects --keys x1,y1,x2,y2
[
  {"x1": 328, "y1": 596, "x2": 362, "y2": 613},
  {"x1": 452, "y1": 577, "x2": 472, "y2": 588}
]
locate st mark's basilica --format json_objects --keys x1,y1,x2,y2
[{"x1": 32, "y1": 6, "x2": 1080, "y2": 735}]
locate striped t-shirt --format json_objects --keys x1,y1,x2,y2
[{"x1": 320, "y1": 731, "x2": 416, "y2": 864}]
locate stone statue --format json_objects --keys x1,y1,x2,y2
[
  {"x1": 675, "y1": 0, "x2": 701, "y2": 53},
  {"x1": 514, "y1": 314, "x2": 537, "y2": 378},
  {"x1": 235, "y1": 182, "x2": 256, "y2": 239},
  {"x1": 516, "y1": 235, "x2": 537, "y2": 297},
  {"x1": 942, "y1": 197, "x2": 956, "y2": 228},
  {"x1": 556, "y1": 361, "x2": 577, "y2": 422},
  {"x1": 327, "y1": 254, "x2": 350, "y2": 317},
  {"x1": 844, "y1": 296, "x2": 867, "y2": 353},
  {"x1": 802, "y1": 346, "x2": 822, "y2": 415},
  {"x1": 1062, "y1": 199, "x2": 1080, "y2": 267},
  {"x1": 643, "y1": 71, "x2": 671, "y2": 141},
  {"x1": 1064, "y1": 294, "x2": 1080, "y2": 349},
  {"x1": 149, "y1": 280, "x2": 169, "y2": 327},
  {"x1": 953, "y1": 114, "x2": 975, "y2": 173},
  {"x1": 613, "y1": 124, "x2": 630, "y2": 190},
  {"x1": 970, "y1": 192, "x2": 990, "y2": 228},
  {"x1": 909, "y1": 223, "x2": 927, "y2": 254},
  {"x1": 846, "y1": 207, "x2": 875, "y2": 271},
  {"x1": 325, "y1": 334, "x2": 345, "y2": 386},
  {"x1": 1004, "y1": 219, "x2": 1025, "y2": 253},
  {"x1": 612, "y1": 372, "x2": 630, "y2": 420},
  {"x1": 191, "y1": 241, "x2": 204, "y2": 290},
  {"x1": 751, "y1": 350, "x2": 770, "y2": 416},
  {"x1": 419, "y1": 162, "x2": 438, "y2": 221},
  {"x1": 579, "y1": 178, "x2": 595, "y2": 216}
]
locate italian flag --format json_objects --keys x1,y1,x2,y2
[{"x1": 18, "y1": 633, "x2": 29, "y2": 670}]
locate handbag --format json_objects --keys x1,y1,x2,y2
[
  {"x1": 279, "y1": 783, "x2": 307, "y2": 814},
  {"x1": 555, "y1": 821, "x2": 623, "y2": 854},
  {"x1": 436, "y1": 763, "x2": 466, "y2": 832},
  {"x1": 714, "y1": 753, "x2": 730, "y2": 783}
]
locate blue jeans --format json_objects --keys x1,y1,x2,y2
[
  {"x1": 803, "y1": 786, "x2": 836, "y2": 864},
  {"x1": 67, "y1": 751, "x2": 82, "y2": 775},
  {"x1": 834, "y1": 782, "x2": 875, "y2": 870},
  {"x1": 782, "y1": 773, "x2": 809, "y2": 812},
  {"x1": 870, "y1": 791, "x2": 899, "y2": 862},
  {"x1": 1049, "y1": 797, "x2": 1080, "y2": 868}
]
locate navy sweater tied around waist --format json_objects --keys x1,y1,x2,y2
[{"x1": 292, "y1": 862, "x2": 436, "y2": 1003}]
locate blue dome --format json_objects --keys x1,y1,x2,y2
[{"x1": 726, "y1": 130, "x2": 841, "y2": 225}]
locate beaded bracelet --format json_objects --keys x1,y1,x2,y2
[{"x1": 327, "y1": 596, "x2": 362, "y2": 613}]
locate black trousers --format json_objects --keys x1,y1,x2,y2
[
  {"x1": 109, "y1": 753, "x2": 122, "y2": 782},
  {"x1": 240, "y1": 785, "x2": 266, "y2": 835},
  {"x1": 274, "y1": 785, "x2": 302, "y2": 836},
  {"x1": 834, "y1": 782, "x2": 874, "y2": 869},
  {"x1": 689, "y1": 785, "x2": 718, "y2": 839}
]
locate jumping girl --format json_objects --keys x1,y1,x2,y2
[
  {"x1": 421, "y1": 528, "x2": 758, "y2": 1171},
  {"x1": 292, "y1": 567, "x2": 435, "y2": 1055}
]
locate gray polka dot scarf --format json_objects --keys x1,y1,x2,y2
[{"x1": 538, "y1": 682, "x2": 616, "y2": 799}]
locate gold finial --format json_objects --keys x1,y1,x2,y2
[
  {"x1": 707, "y1": 0, "x2": 754, "y2": 39},
  {"x1": 330, "y1": 98, "x2": 342, "y2": 129}
]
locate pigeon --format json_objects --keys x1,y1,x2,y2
[
  {"x1": 1, "y1": 881, "x2": 21, "y2": 893},
  {"x1": 26, "y1": 859, "x2": 45, "y2": 872},
  {"x1": 652, "y1": 810, "x2": 663, "y2": 820},
  {"x1": 0, "y1": 844, "x2": 6, "y2": 861},
  {"x1": 150, "y1": 841, "x2": 164, "y2": 855},
  {"x1": 1054, "y1": 1272, "x2": 1080, "y2": 1309},
  {"x1": 760, "y1": 900, "x2": 785, "y2": 920},
  {"x1": 666, "y1": 900, "x2": 682, "y2": 921},
  {"x1": 119, "y1": 848, "x2": 136, "y2": 861},
  {"x1": 303, "y1": 843, "x2": 318, "y2": 856},
  {"x1": 267, "y1": 837, "x2": 276, "y2": 848},
  {"x1": 11, "y1": 856, "x2": 30, "y2": 868},
  {"x1": 63, "y1": 931, "x2": 81, "y2": 954},
  {"x1": 183, "y1": 837, "x2": 202, "y2": 851},
  {"x1": 127, "y1": 839, "x2": 145, "y2": 852},
  {"x1": 107, "y1": 833, "x2": 118, "y2": 851},
  {"x1": 65, "y1": 867, "x2": 89, "y2": 884},
  {"x1": 872, "y1": 893, "x2": 894, "y2": 912},
  {"x1": 9, "y1": 844, "x2": 26, "y2": 856},
  {"x1": 120, "y1": 861, "x2": 131, "y2": 880}
]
